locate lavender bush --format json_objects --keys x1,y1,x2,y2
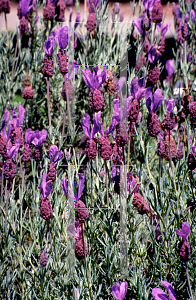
[{"x1": 0, "y1": 0, "x2": 196, "y2": 299}]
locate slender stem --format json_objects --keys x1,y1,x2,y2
[
  {"x1": 1, "y1": 158, "x2": 4, "y2": 205},
  {"x1": 190, "y1": 171, "x2": 196, "y2": 205},
  {"x1": 64, "y1": 74, "x2": 72, "y2": 138},
  {"x1": 169, "y1": 130, "x2": 172, "y2": 169},
  {"x1": 159, "y1": 156, "x2": 161, "y2": 184},
  {"x1": 81, "y1": 224, "x2": 93, "y2": 300},
  {"x1": 11, "y1": 31, "x2": 20, "y2": 84},
  {"x1": 184, "y1": 41, "x2": 188, "y2": 90},
  {"x1": 109, "y1": 94, "x2": 111, "y2": 124},
  {"x1": 84, "y1": 34, "x2": 89, "y2": 63},
  {"x1": 46, "y1": 77, "x2": 52, "y2": 136},
  {"x1": 5, "y1": 180, "x2": 9, "y2": 235},
  {"x1": 91, "y1": 159, "x2": 93, "y2": 208},
  {"x1": 19, "y1": 153, "x2": 24, "y2": 198},
  {"x1": 185, "y1": 263, "x2": 194, "y2": 300},
  {"x1": 127, "y1": 131, "x2": 131, "y2": 173},
  {"x1": 4, "y1": 13, "x2": 9, "y2": 48},
  {"x1": 104, "y1": 160, "x2": 109, "y2": 217}
]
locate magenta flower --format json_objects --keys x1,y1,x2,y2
[
  {"x1": 152, "y1": 281, "x2": 176, "y2": 300},
  {"x1": 56, "y1": 26, "x2": 72, "y2": 49},
  {"x1": 175, "y1": 222, "x2": 190, "y2": 242},
  {"x1": 82, "y1": 66, "x2": 106, "y2": 90},
  {"x1": 7, "y1": 140, "x2": 20, "y2": 159},
  {"x1": 11, "y1": 105, "x2": 25, "y2": 130},
  {"x1": 146, "y1": 87, "x2": 163, "y2": 113},
  {"x1": 49, "y1": 145, "x2": 63, "y2": 163},
  {"x1": 38, "y1": 173, "x2": 53, "y2": 198},
  {"x1": 18, "y1": 0, "x2": 33, "y2": 17},
  {"x1": 128, "y1": 77, "x2": 146, "y2": 103},
  {"x1": 31, "y1": 129, "x2": 47, "y2": 147},
  {"x1": 82, "y1": 112, "x2": 101, "y2": 140},
  {"x1": 165, "y1": 60, "x2": 174, "y2": 76},
  {"x1": 44, "y1": 32, "x2": 55, "y2": 55},
  {"x1": 112, "y1": 282, "x2": 128, "y2": 300},
  {"x1": 143, "y1": 0, "x2": 156, "y2": 11},
  {"x1": 70, "y1": 173, "x2": 85, "y2": 201},
  {"x1": 25, "y1": 128, "x2": 35, "y2": 144}
]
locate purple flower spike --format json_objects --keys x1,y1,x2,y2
[
  {"x1": 165, "y1": 60, "x2": 174, "y2": 76},
  {"x1": 38, "y1": 173, "x2": 53, "y2": 198},
  {"x1": 32, "y1": 129, "x2": 47, "y2": 147},
  {"x1": 7, "y1": 140, "x2": 20, "y2": 159},
  {"x1": 175, "y1": 222, "x2": 190, "y2": 241},
  {"x1": 25, "y1": 128, "x2": 34, "y2": 144},
  {"x1": 129, "y1": 76, "x2": 146, "y2": 102},
  {"x1": 44, "y1": 33, "x2": 56, "y2": 55},
  {"x1": 82, "y1": 112, "x2": 101, "y2": 139},
  {"x1": 19, "y1": 0, "x2": 33, "y2": 17},
  {"x1": 61, "y1": 177, "x2": 67, "y2": 196},
  {"x1": 82, "y1": 66, "x2": 106, "y2": 90},
  {"x1": 49, "y1": 145, "x2": 63, "y2": 163},
  {"x1": 146, "y1": 87, "x2": 163, "y2": 113},
  {"x1": 56, "y1": 26, "x2": 71, "y2": 49},
  {"x1": 165, "y1": 98, "x2": 176, "y2": 112},
  {"x1": 112, "y1": 282, "x2": 128, "y2": 300}
]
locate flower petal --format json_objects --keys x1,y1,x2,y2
[
  {"x1": 77, "y1": 173, "x2": 85, "y2": 199},
  {"x1": 112, "y1": 282, "x2": 121, "y2": 299},
  {"x1": 8, "y1": 140, "x2": 20, "y2": 159},
  {"x1": 82, "y1": 69, "x2": 94, "y2": 89},
  {"x1": 56, "y1": 26, "x2": 69, "y2": 49},
  {"x1": 119, "y1": 281, "x2": 128, "y2": 299},
  {"x1": 61, "y1": 177, "x2": 67, "y2": 196},
  {"x1": 161, "y1": 281, "x2": 176, "y2": 300},
  {"x1": 91, "y1": 111, "x2": 101, "y2": 139},
  {"x1": 152, "y1": 288, "x2": 169, "y2": 300},
  {"x1": 153, "y1": 89, "x2": 163, "y2": 113},
  {"x1": 82, "y1": 114, "x2": 91, "y2": 138},
  {"x1": 25, "y1": 128, "x2": 34, "y2": 144}
]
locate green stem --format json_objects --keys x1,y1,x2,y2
[
  {"x1": 5, "y1": 180, "x2": 9, "y2": 235},
  {"x1": 185, "y1": 263, "x2": 193, "y2": 300},
  {"x1": 104, "y1": 160, "x2": 109, "y2": 217},
  {"x1": 81, "y1": 224, "x2": 93, "y2": 300},
  {"x1": 46, "y1": 77, "x2": 52, "y2": 136},
  {"x1": 1, "y1": 158, "x2": 4, "y2": 205},
  {"x1": 4, "y1": 13, "x2": 9, "y2": 48}
]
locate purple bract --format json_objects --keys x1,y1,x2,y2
[{"x1": 112, "y1": 282, "x2": 128, "y2": 300}]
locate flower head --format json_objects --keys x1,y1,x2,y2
[
  {"x1": 49, "y1": 145, "x2": 63, "y2": 163},
  {"x1": 7, "y1": 140, "x2": 20, "y2": 159},
  {"x1": 19, "y1": 0, "x2": 32, "y2": 17},
  {"x1": 38, "y1": 173, "x2": 53, "y2": 198},
  {"x1": 82, "y1": 112, "x2": 101, "y2": 140},
  {"x1": 146, "y1": 87, "x2": 163, "y2": 113},
  {"x1": 31, "y1": 129, "x2": 47, "y2": 147},
  {"x1": 152, "y1": 281, "x2": 176, "y2": 300},
  {"x1": 11, "y1": 105, "x2": 25, "y2": 129},
  {"x1": 44, "y1": 32, "x2": 56, "y2": 55},
  {"x1": 82, "y1": 66, "x2": 106, "y2": 90},
  {"x1": 112, "y1": 282, "x2": 128, "y2": 300},
  {"x1": 25, "y1": 128, "x2": 35, "y2": 144},
  {"x1": 56, "y1": 26, "x2": 72, "y2": 49}
]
